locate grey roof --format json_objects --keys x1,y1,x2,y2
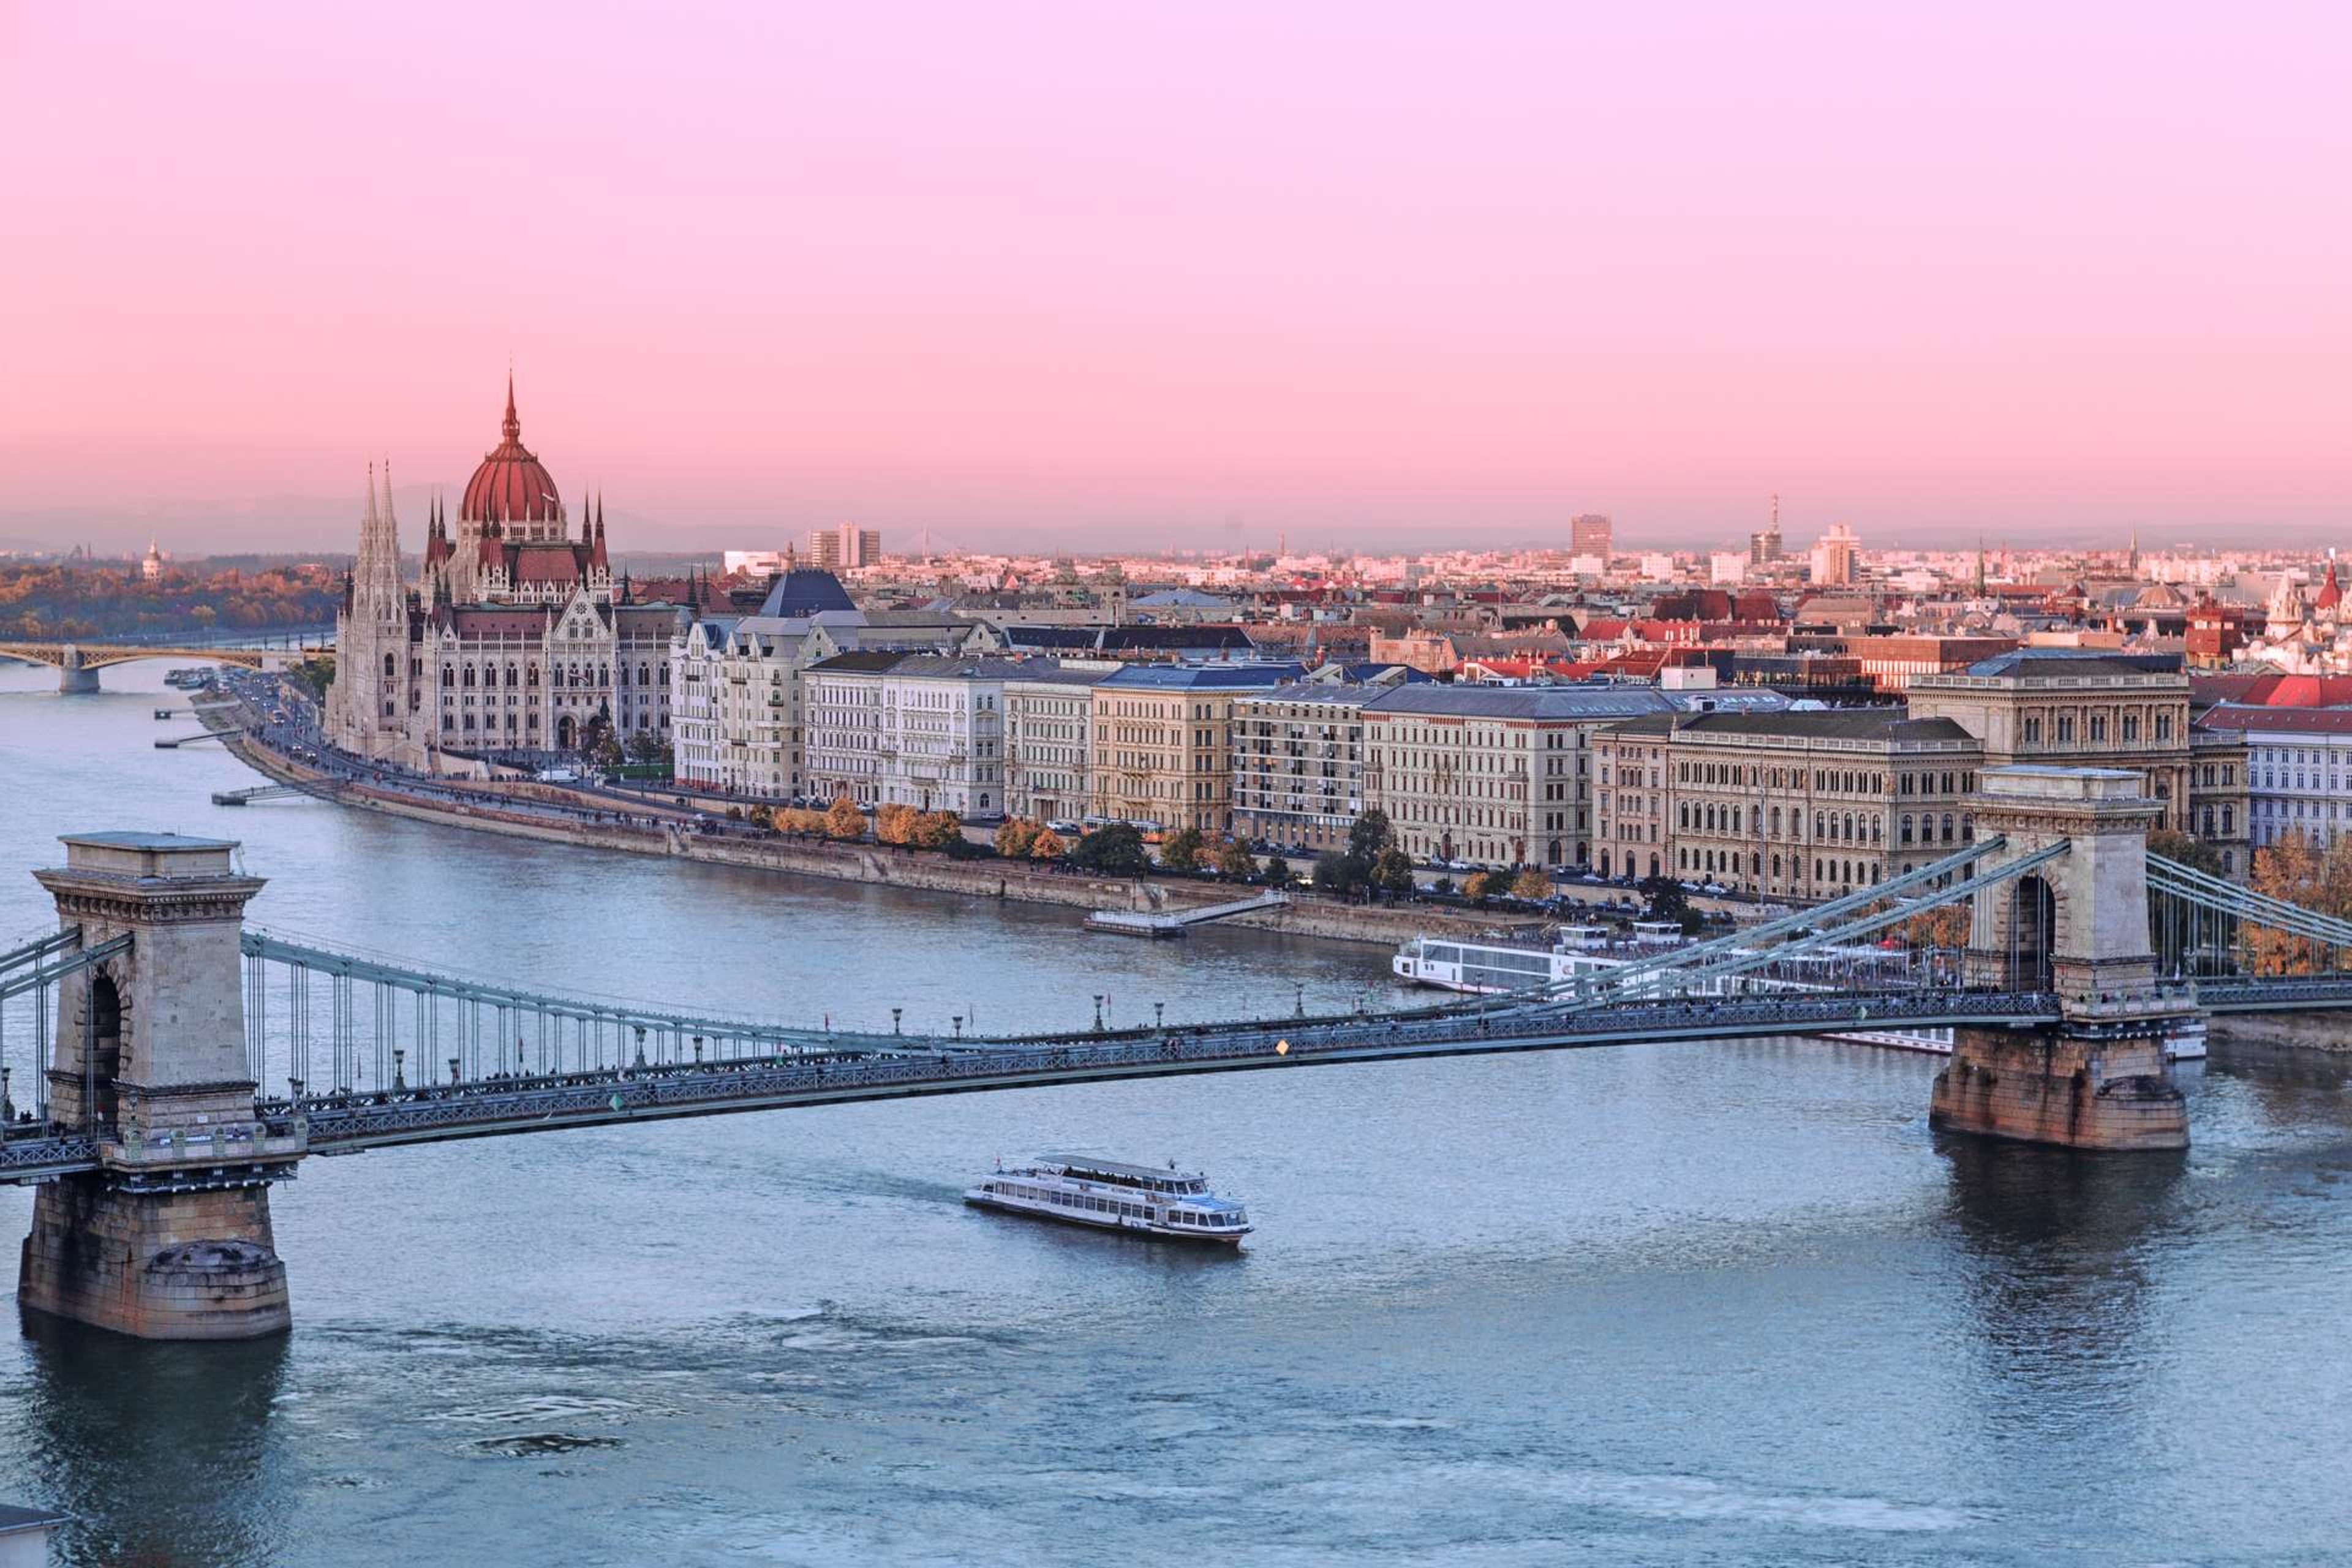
[
  {"x1": 880, "y1": 655, "x2": 1035, "y2": 681},
  {"x1": 755, "y1": 568, "x2": 856, "y2": 617},
  {"x1": 1129, "y1": 589, "x2": 1235, "y2": 607},
  {"x1": 805, "y1": 650, "x2": 916, "y2": 674},
  {"x1": 1003, "y1": 663, "x2": 1120, "y2": 688},
  {"x1": 1956, "y1": 649, "x2": 2176, "y2": 679},
  {"x1": 1235, "y1": 684, "x2": 1381, "y2": 711},
  {"x1": 1604, "y1": 710, "x2": 1979, "y2": 744},
  {"x1": 1363, "y1": 685, "x2": 1681, "y2": 721},
  {"x1": 60, "y1": 831, "x2": 236, "y2": 851},
  {"x1": 1100, "y1": 663, "x2": 1306, "y2": 690}
]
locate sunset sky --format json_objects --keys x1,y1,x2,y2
[{"x1": 2, "y1": 1, "x2": 2345, "y2": 554}]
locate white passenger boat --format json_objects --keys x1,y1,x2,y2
[
  {"x1": 965, "y1": 1155, "x2": 1252, "y2": 1244},
  {"x1": 1390, "y1": 929, "x2": 2207, "y2": 1060}
]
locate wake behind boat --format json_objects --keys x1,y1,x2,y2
[{"x1": 966, "y1": 1155, "x2": 1253, "y2": 1243}]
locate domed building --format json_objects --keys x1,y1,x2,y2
[{"x1": 328, "y1": 379, "x2": 685, "y2": 770}]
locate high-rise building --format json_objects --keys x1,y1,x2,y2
[
  {"x1": 1749, "y1": 494, "x2": 1784, "y2": 565},
  {"x1": 1811, "y1": 522, "x2": 1860, "y2": 586},
  {"x1": 808, "y1": 522, "x2": 883, "y2": 570},
  {"x1": 1570, "y1": 513, "x2": 1613, "y2": 557}
]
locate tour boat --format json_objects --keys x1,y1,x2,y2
[
  {"x1": 1389, "y1": 929, "x2": 2209, "y2": 1060},
  {"x1": 965, "y1": 1155, "x2": 1253, "y2": 1243}
]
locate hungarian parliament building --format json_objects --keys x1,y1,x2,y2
[{"x1": 326, "y1": 380, "x2": 685, "y2": 769}]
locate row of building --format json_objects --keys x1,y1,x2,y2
[{"x1": 327, "y1": 385, "x2": 2312, "y2": 889}]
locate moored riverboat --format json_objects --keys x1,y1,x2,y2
[{"x1": 965, "y1": 1155, "x2": 1252, "y2": 1243}]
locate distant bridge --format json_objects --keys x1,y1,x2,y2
[
  {"x1": 9, "y1": 766, "x2": 2352, "y2": 1340},
  {"x1": 0, "y1": 626, "x2": 332, "y2": 691}
]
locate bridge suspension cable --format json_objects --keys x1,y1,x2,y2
[{"x1": 1542, "y1": 836, "x2": 2008, "y2": 1003}]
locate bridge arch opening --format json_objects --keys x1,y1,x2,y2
[{"x1": 87, "y1": 971, "x2": 123, "y2": 1130}]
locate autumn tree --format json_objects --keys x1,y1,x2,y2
[
  {"x1": 911, "y1": 811, "x2": 963, "y2": 851},
  {"x1": 1029, "y1": 827, "x2": 1068, "y2": 861},
  {"x1": 996, "y1": 818, "x2": 1041, "y2": 858},
  {"x1": 824, "y1": 793, "x2": 867, "y2": 840},
  {"x1": 1512, "y1": 867, "x2": 1551, "y2": 902},
  {"x1": 873, "y1": 803, "x2": 918, "y2": 845},
  {"x1": 1461, "y1": 870, "x2": 1496, "y2": 902}
]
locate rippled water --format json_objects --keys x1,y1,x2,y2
[{"x1": 5, "y1": 663, "x2": 2352, "y2": 1565}]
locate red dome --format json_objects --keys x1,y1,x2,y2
[{"x1": 461, "y1": 376, "x2": 564, "y2": 526}]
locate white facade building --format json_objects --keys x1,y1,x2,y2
[
  {"x1": 1004, "y1": 663, "x2": 1118, "y2": 823},
  {"x1": 804, "y1": 654, "x2": 1028, "y2": 816}
]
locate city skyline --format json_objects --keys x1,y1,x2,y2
[{"x1": 5, "y1": 3, "x2": 2347, "y2": 553}]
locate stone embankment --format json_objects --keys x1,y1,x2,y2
[{"x1": 211, "y1": 720, "x2": 1510, "y2": 950}]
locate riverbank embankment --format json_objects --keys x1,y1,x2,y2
[{"x1": 209, "y1": 713, "x2": 1512, "y2": 950}]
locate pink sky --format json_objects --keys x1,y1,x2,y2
[{"x1": 1, "y1": 1, "x2": 2345, "y2": 553}]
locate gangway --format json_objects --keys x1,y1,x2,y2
[
  {"x1": 213, "y1": 782, "x2": 338, "y2": 806},
  {"x1": 1084, "y1": 889, "x2": 1291, "y2": 938},
  {"x1": 154, "y1": 728, "x2": 236, "y2": 749}
]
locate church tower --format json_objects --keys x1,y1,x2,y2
[{"x1": 330, "y1": 462, "x2": 412, "y2": 758}]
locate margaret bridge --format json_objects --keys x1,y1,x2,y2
[
  {"x1": 0, "y1": 627, "x2": 332, "y2": 692},
  {"x1": 6, "y1": 764, "x2": 2352, "y2": 1339}
]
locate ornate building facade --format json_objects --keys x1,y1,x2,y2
[{"x1": 326, "y1": 380, "x2": 681, "y2": 770}]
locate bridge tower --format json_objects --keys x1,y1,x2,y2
[
  {"x1": 19, "y1": 833, "x2": 297, "y2": 1338},
  {"x1": 1931, "y1": 767, "x2": 2192, "y2": 1150},
  {"x1": 56, "y1": 645, "x2": 99, "y2": 693}
]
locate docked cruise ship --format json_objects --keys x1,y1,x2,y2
[
  {"x1": 1390, "y1": 927, "x2": 2207, "y2": 1060},
  {"x1": 965, "y1": 1156, "x2": 1253, "y2": 1243}
]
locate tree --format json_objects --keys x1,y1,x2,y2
[
  {"x1": 625, "y1": 729, "x2": 671, "y2": 767},
  {"x1": 1264, "y1": 853, "x2": 1295, "y2": 889},
  {"x1": 1030, "y1": 827, "x2": 1068, "y2": 861},
  {"x1": 2149, "y1": 829, "x2": 2224, "y2": 880},
  {"x1": 1372, "y1": 846, "x2": 1416, "y2": 897},
  {"x1": 2249, "y1": 838, "x2": 2328, "y2": 974},
  {"x1": 1311, "y1": 851, "x2": 1359, "y2": 895},
  {"x1": 1640, "y1": 874, "x2": 1698, "y2": 933},
  {"x1": 1512, "y1": 867, "x2": 1551, "y2": 902},
  {"x1": 1161, "y1": 826, "x2": 1205, "y2": 872},
  {"x1": 874, "y1": 803, "x2": 919, "y2": 845},
  {"x1": 911, "y1": 810, "x2": 963, "y2": 851},
  {"x1": 1215, "y1": 839, "x2": 1257, "y2": 881},
  {"x1": 1461, "y1": 870, "x2": 1496, "y2": 902},
  {"x1": 1068, "y1": 823, "x2": 1152, "y2": 876},
  {"x1": 996, "y1": 818, "x2": 1041, "y2": 858},
  {"x1": 824, "y1": 793, "x2": 866, "y2": 840},
  {"x1": 1348, "y1": 809, "x2": 1394, "y2": 865}
]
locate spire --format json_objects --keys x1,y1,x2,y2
[
  {"x1": 502, "y1": 369, "x2": 521, "y2": 445},
  {"x1": 363, "y1": 461, "x2": 379, "y2": 529},
  {"x1": 380, "y1": 457, "x2": 396, "y2": 527}
]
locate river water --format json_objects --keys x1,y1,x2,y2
[{"x1": 4, "y1": 663, "x2": 2352, "y2": 1566}]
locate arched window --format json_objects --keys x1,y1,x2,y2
[
  {"x1": 1942, "y1": 812, "x2": 1955, "y2": 842},
  {"x1": 1900, "y1": 814, "x2": 1914, "y2": 845},
  {"x1": 462, "y1": 664, "x2": 475, "y2": 688},
  {"x1": 441, "y1": 666, "x2": 453, "y2": 688},
  {"x1": 383, "y1": 652, "x2": 396, "y2": 680}
]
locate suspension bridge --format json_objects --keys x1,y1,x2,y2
[{"x1": 7, "y1": 764, "x2": 2352, "y2": 1340}]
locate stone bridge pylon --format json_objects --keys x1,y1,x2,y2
[
  {"x1": 1930, "y1": 767, "x2": 2194, "y2": 1151},
  {"x1": 20, "y1": 834, "x2": 296, "y2": 1338}
]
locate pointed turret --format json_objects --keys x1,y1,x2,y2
[{"x1": 590, "y1": 490, "x2": 608, "y2": 571}]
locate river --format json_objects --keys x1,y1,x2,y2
[{"x1": 4, "y1": 662, "x2": 2352, "y2": 1566}]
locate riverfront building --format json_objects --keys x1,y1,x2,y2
[
  {"x1": 1086, "y1": 665, "x2": 1305, "y2": 835},
  {"x1": 327, "y1": 380, "x2": 684, "y2": 769},
  {"x1": 802, "y1": 654, "x2": 1034, "y2": 816},
  {"x1": 1229, "y1": 686, "x2": 1374, "y2": 854},
  {"x1": 1907, "y1": 650, "x2": 2195, "y2": 833},
  {"x1": 668, "y1": 571, "x2": 976, "y2": 799},
  {"x1": 1003, "y1": 663, "x2": 1118, "y2": 823},
  {"x1": 1593, "y1": 710, "x2": 1983, "y2": 897},
  {"x1": 1360, "y1": 685, "x2": 1698, "y2": 872},
  {"x1": 2194, "y1": 703, "x2": 2342, "y2": 856}
]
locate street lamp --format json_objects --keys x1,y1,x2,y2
[
  {"x1": 952, "y1": 1015, "x2": 964, "y2": 1039},
  {"x1": 1093, "y1": 995, "x2": 1106, "y2": 1031},
  {"x1": 392, "y1": 1049, "x2": 405, "y2": 1090},
  {"x1": 633, "y1": 1025, "x2": 647, "y2": 1069},
  {"x1": 892, "y1": 1008, "x2": 903, "y2": 1035},
  {"x1": 1294, "y1": 982, "x2": 1305, "y2": 1018},
  {"x1": 1154, "y1": 1002, "x2": 1165, "y2": 1031}
]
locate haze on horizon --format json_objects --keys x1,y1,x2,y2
[{"x1": 2, "y1": 1, "x2": 2345, "y2": 557}]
